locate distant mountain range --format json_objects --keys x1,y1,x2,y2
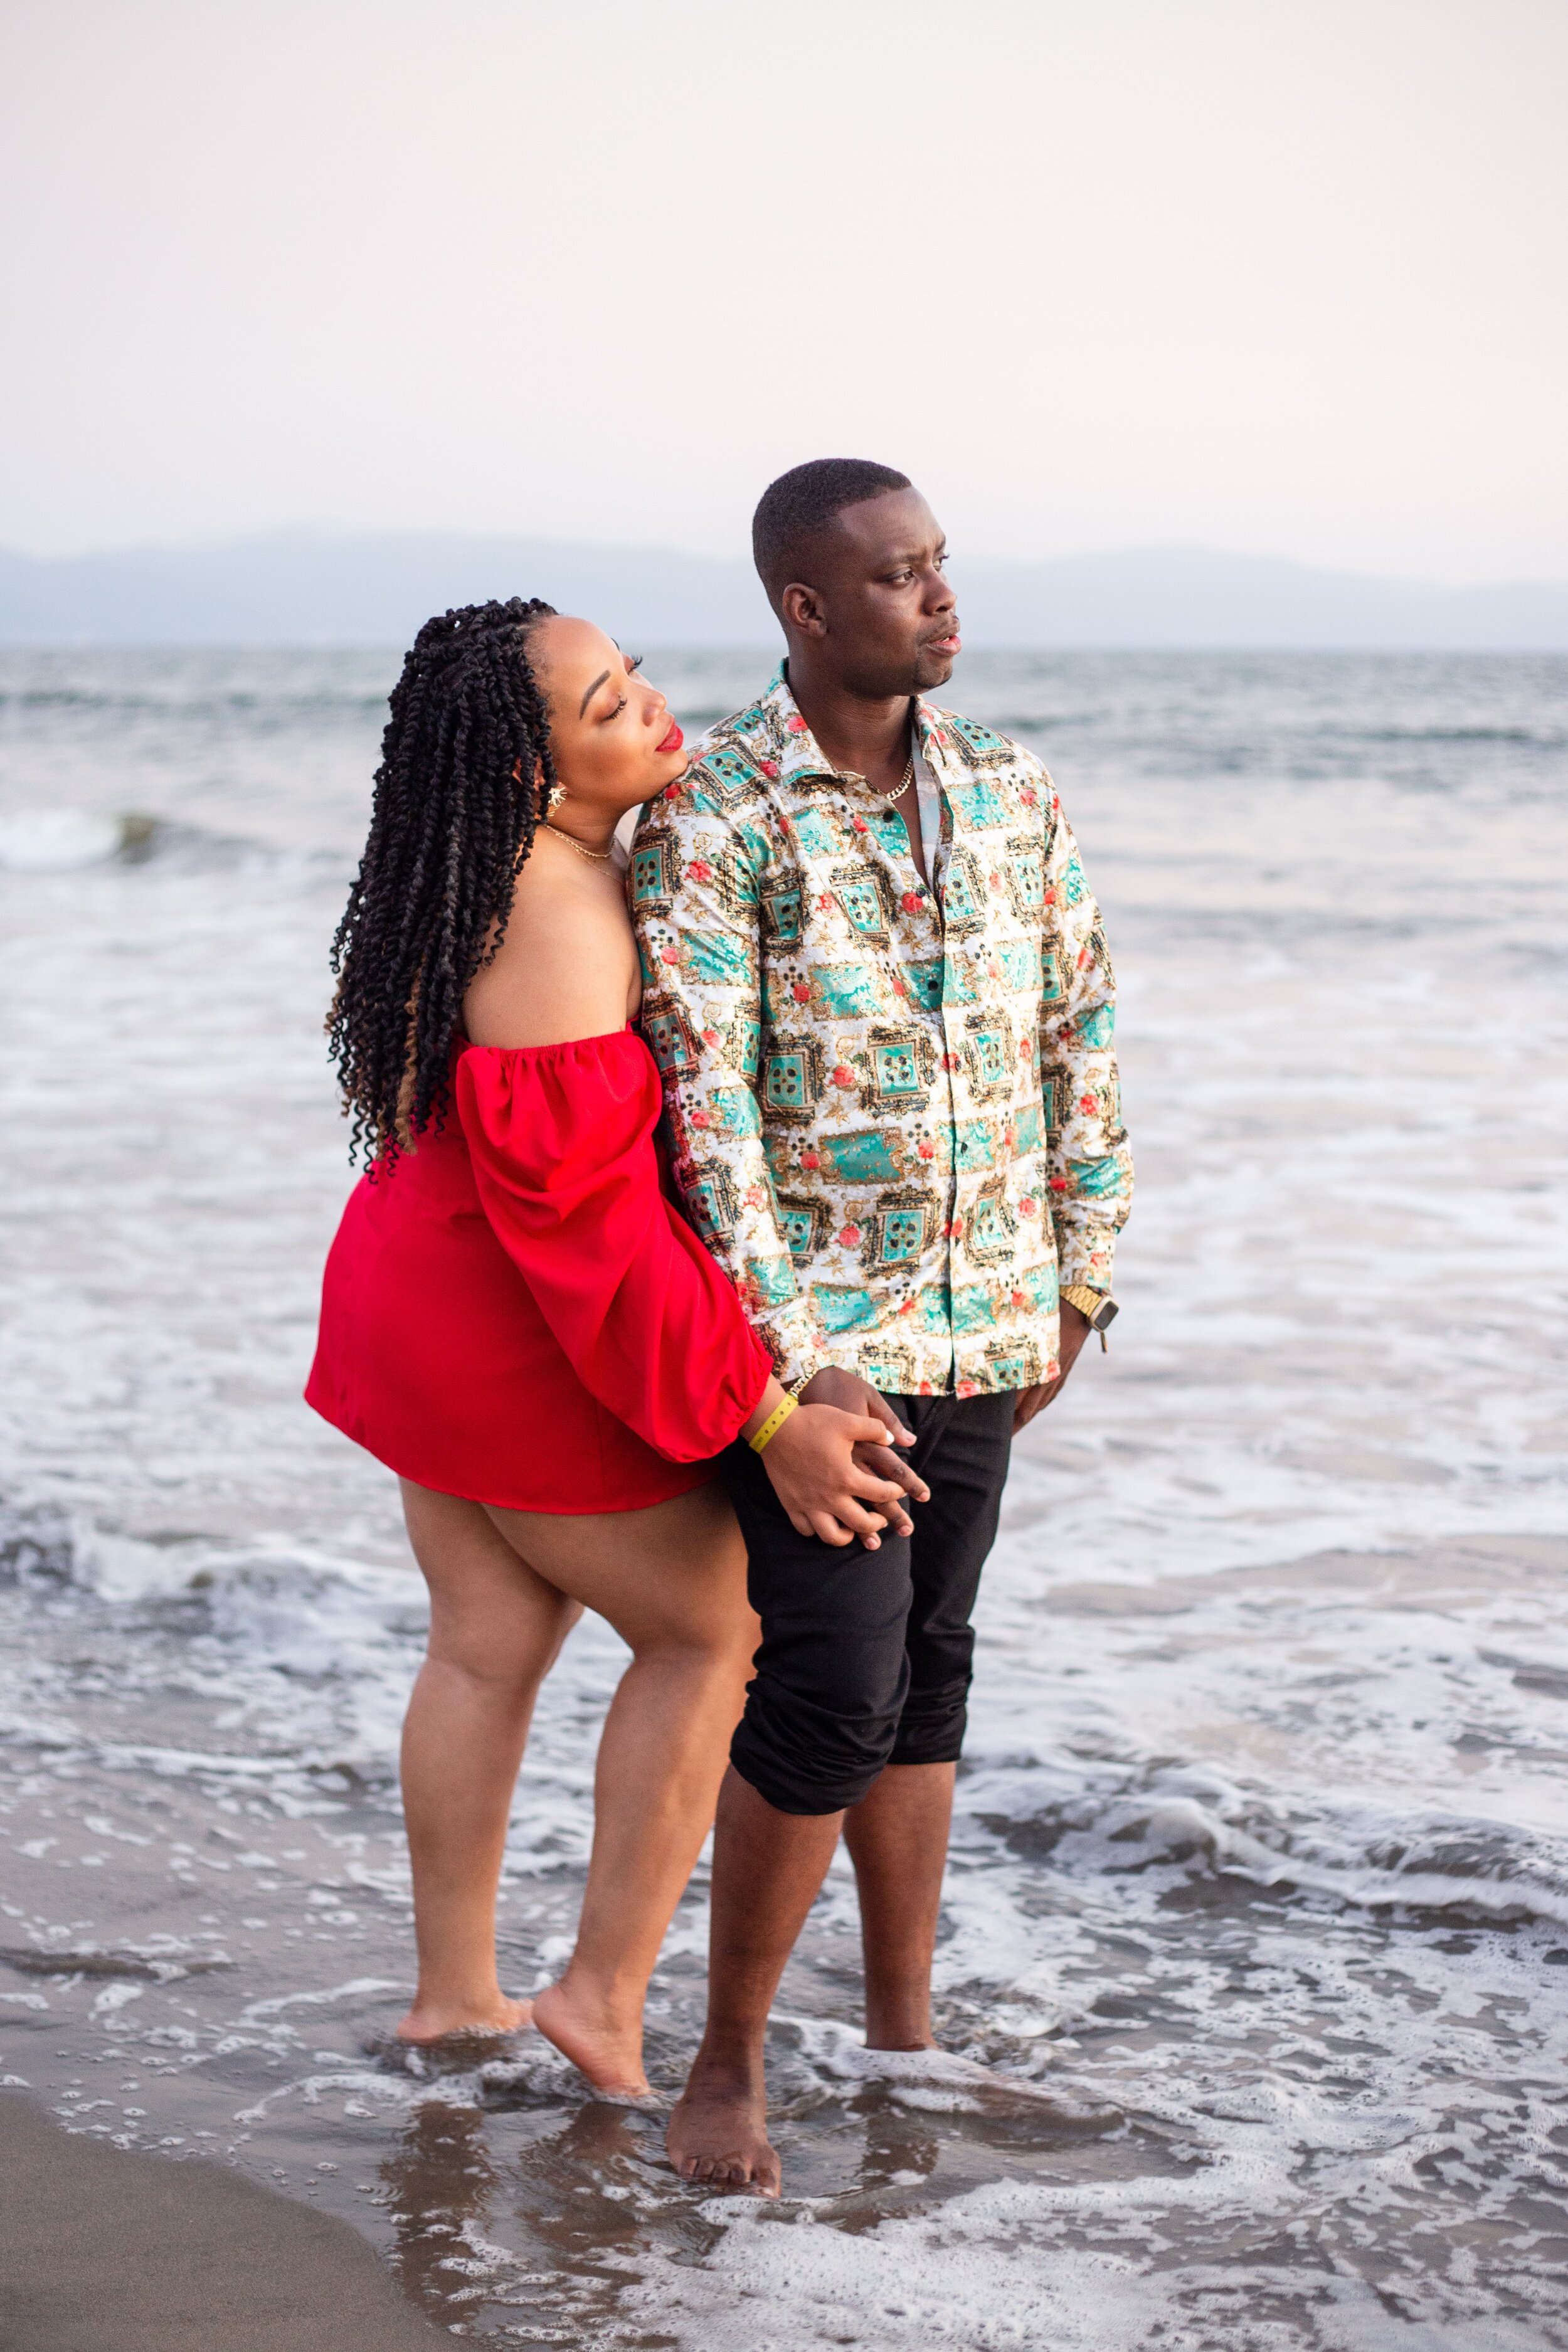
[{"x1": 2, "y1": 533, "x2": 1565, "y2": 649}]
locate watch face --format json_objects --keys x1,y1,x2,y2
[{"x1": 1091, "y1": 1297, "x2": 1119, "y2": 1330}]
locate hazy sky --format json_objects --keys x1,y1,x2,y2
[{"x1": 3, "y1": 0, "x2": 1564, "y2": 578}]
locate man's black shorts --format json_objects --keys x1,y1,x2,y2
[{"x1": 719, "y1": 1389, "x2": 1015, "y2": 1816}]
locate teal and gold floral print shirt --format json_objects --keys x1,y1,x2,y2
[{"x1": 630, "y1": 667, "x2": 1131, "y2": 1397}]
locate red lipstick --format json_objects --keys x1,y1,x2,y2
[{"x1": 657, "y1": 719, "x2": 684, "y2": 755}]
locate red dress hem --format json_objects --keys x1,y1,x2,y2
[{"x1": 300, "y1": 1380, "x2": 721, "y2": 1516}]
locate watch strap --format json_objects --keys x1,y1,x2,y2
[{"x1": 1062, "y1": 1284, "x2": 1118, "y2": 1334}]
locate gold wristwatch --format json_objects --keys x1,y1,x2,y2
[{"x1": 1061, "y1": 1285, "x2": 1118, "y2": 1350}]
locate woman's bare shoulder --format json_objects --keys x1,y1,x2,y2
[{"x1": 464, "y1": 854, "x2": 637, "y2": 1049}]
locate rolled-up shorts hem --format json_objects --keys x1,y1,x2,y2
[
  {"x1": 886, "y1": 1734, "x2": 967, "y2": 1771},
  {"x1": 728, "y1": 1738, "x2": 882, "y2": 1817},
  {"x1": 729, "y1": 1722, "x2": 970, "y2": 1816}
]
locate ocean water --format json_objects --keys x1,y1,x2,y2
[{"x1": 1, "y1": 644, "x2": 1565, "y2": 2349}]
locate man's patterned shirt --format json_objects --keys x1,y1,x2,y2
[{"x1": 630, "y1": 667, "x2": 1131, "y2": 1396}]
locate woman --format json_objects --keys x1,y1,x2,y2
[{"x1": 307, "y1": 598, "x2": 921, "y2": 2100}]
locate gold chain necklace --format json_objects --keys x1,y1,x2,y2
[{"x1": 543, "y1": 822, "x2": 616, "y2": 863}]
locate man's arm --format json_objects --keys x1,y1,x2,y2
[
  {"x1": 631, "y1": 781, "x2": 832, "y2": 1391},
  {"x1": 1013, "y1": 774, "x2": 1131, "y2": 1431},
  {"x1": 1039, "y1": 780, "x2": 1131, "y2": 1290}
]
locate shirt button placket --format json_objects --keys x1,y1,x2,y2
[{"x1": 933, "y1": 813, "x2": 960, "y2": 1392}]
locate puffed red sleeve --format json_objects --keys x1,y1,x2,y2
[{"x1": 453, "y1": 1030, "x2": 772, "y2": 1463}]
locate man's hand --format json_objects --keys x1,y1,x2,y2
[
  {"x1": 1012, "y1": 1302, "x2": 1093, "y2": 1432},
  {"x1": 798, "y1": 1365, "x2": 930, "y2": 1536}
]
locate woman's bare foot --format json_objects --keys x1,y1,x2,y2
[
  {"x1": 532, "y1": 1978, "x2": 650, "y2": 2101},
  {"x1": 395, "y1": 1992, "x2": 532, "y2": 2044},
  {"x1": 666, "y1": 2056, "x2": 779, "y2": 2196}
]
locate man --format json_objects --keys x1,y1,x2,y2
[{"x1": 632, "y1": 457, "x2": 1131, "y2": 2193}]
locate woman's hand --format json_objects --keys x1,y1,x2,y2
[
  {"x1": 758, "y1": 1401, "x2": 914, "y2": 1548},
  {"x1": 741, "y1": 1372, "x2": 930, "y2": 1549},
  {"x1": 798, "y1": 1367, "x2": 930, "y2": 1537}
]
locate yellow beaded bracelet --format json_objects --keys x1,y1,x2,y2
[{"x1": 748, "y1": 1395, "x2": 799, "y2": 1454}]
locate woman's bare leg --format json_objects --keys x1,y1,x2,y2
[
  {"x1": 396, "y1": 1481, "x2": 581, "y2": 2041},
  {"x1": 395, "y1": 1476, "x2": 756, "y2": 2091},
  {"x1": 484, "y1": 1480, "x2": 756, "y2": 2098}
]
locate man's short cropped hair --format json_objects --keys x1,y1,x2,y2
[{"x1": 751, "y1": 458, "x2": 911, "y2": 601}]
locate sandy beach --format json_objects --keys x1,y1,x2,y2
[{"x1": 0, "y1": 2090, "x2": 448, "y2": 2349}]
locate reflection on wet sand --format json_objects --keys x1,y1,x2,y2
[{"x1": 379, "y1": 2100, "x2": 502, "y2": 2322}]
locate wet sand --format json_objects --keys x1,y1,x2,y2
[{"x1": 0, "y1": 2091, "x2": 447, "y2": 2351}]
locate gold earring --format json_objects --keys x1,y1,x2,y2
[{"x1": 547, "y1": 783, "x2": 566, "y2": 813}]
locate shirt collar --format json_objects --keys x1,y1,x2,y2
[{"x1": 751, "y1": 664, "x2": 953, "y2": 798}]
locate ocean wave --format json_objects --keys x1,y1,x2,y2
[
  {"x1": 0, "y1": 807, "x2": 345, "y2": 875},
  {"x1": 973, "y1": 1764, "x2": 1568, "y2": 1932},
  {"x1": 0, "y1": 685, "x2": 389, "y2": 716},
  {"x1": 0, "y1": 1501, "x2": 419, "y2": 1786},
  {"x1": 16, "y1": 1496, "x2": 1568, "y2": 1949}
]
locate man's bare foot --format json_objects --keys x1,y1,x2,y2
[
  {"x1": 667, "y1": 2059, "x2": 779, "y2": 2196},
  {"x1": 532, "y1": 1978, "x2": 650, "y2": 2102},
  {"x1": 395, "y1": 1993, "x2": 532, "y2": 2044}
]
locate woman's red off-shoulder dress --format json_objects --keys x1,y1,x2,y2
[{"x1": 305, "y1": 1030, "x2": 771, "y2": 1513}]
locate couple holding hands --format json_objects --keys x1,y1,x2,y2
[{"x1": 307, "y1": 457, "x2": 1131, "y2": 2196}]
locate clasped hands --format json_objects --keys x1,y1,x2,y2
[
  {"x1": 751, "y1": 1303, "x2": 1094, "y2": 1548},
  {"x1": 753, "y1": 1364, "x2": 927, "y2": 1549}
]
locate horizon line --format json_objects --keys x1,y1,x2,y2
[{"x1": 3, "y1": 530, "x2": 1565, "y2": 596}]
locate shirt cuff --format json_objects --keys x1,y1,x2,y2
[
  {"x1": 1055, "y1": 1233, "x2": 1118, "y2": 1294},
  {"x1": 755, "y1": 1305, "x2": 833, "y2": 1392}
]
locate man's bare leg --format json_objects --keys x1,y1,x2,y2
[
  {"x1": 667, "y1": 1767, "x2": 842, "y2": 2196},
  {"x1": 843, "y1": 1761, "x2": 955, "y2": 2048}
]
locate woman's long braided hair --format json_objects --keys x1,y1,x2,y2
[{"x1": 326, "y1": 596, "x2": 558, "y2": 1167}]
